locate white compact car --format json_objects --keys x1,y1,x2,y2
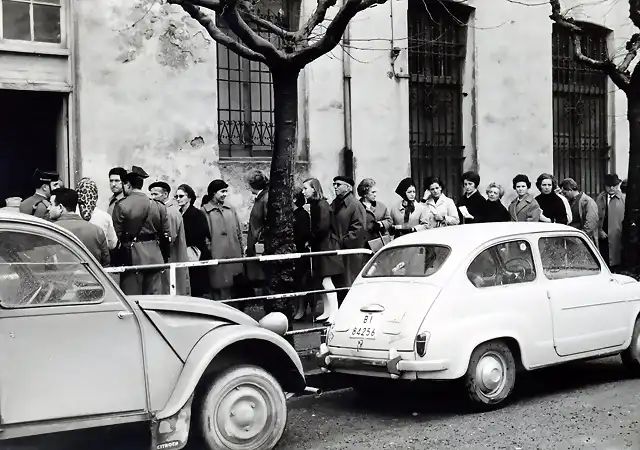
[{"x1": 316, "y1": 222, "x2": 640, "y2": 409}]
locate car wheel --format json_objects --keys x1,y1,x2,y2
[
  {"x1": 199, "y1": 365, "x2": 287, "y2": 450},
  {"x1": 621, "y1": 318, "x2": 640, "y2": 375},
  {"x1": 463, "y1": 341, "x2": 516, "y2": 410}
]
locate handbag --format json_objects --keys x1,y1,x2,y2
[
  {"x1": 367, "y1": 232, "x2": 392, "y2": 253},
  {"x1": 186, "y1": 246, "x2": 201, "y2": 262}
]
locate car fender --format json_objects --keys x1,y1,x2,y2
[{"x1": 156, "y1": 325, "x2": 305, "y2": 420}]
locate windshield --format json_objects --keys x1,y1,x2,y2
[{"x1": 363, "y1": 245, "x2": 451, "y2": 278}]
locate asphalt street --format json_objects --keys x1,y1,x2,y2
[{"x1": 5, "y1": 357, "x2": 640, "y2": 450}]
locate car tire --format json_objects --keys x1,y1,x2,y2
[
  {"x1": 463, "y1": 341, "x2": 516, "y2": 410},
  {"x1": 199, "y1": 365, "x2": 287, "y2": 450},
  {"x1": 621, "y1": 317, "x2": 640, "y2": 376}
]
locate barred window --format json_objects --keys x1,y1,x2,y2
[
  {"x1": 408, "y1": 0, "x2": 471, "y2": 200},
  {"x1": 552, "y1": 23, "x2": 610, "y2": 197},
  {"x1": 216, "y1": 9, "x2": 285, "y2": 158}
]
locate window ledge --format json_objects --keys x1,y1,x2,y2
[{"x1": 0, "y1": 42, "x2": 69, "y2": 57}]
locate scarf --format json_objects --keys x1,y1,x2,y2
[
  {"x1": 395, "y1": 177, "x2": 416, "y2": 223},
  {"x1": 76, "y1": 177, "x2": 99, "y2": 221}
]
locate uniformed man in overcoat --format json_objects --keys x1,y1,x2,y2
[
  {"x1": 112, "y1": 166, "x2": 171, "y2": 295},
  {"x1": 19, "y1": 169, "x2": 60, "y2": 220}
]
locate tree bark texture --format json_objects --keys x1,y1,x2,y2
[
  {"x1": 264, "y1": 68, "x2": 300, "y2": 317},
  {"x1": 622, "y1": 74, "x2": 640, "y2": 271}
]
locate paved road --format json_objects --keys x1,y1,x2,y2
[{"x1": 7, "y1": 357, "x2": 640, "y2": 450}]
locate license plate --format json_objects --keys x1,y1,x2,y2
[{"x1": 350, "y1": 313, "x2": 377, "y2": 340}]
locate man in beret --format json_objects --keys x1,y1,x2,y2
[
  {"x1": 149, "y1": 180, "x2": 191, "y2": 295},
  {"x1": 331, "y1": 175, "x2": 366, "y2": 301},
  {"x1": 20, "y1": 169, "x2": 60, "y2": 220},
  {"x1": 112, "y1": 166, "x2": 171, "y2": 295}
]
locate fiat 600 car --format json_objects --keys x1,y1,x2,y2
[
  {"x1": 317, "y1": 222, "x2": 640, "y2": 409},
  {"x1": 0, "y1": 212, "x2": 308, "y2": 450}
]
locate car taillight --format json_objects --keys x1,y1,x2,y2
[
  {"x1": 415, "y1": 332, "x2": 430, "y2": 357},
  {"x1": 320, "y1": 327, "x2": 328, "y2": 345}
]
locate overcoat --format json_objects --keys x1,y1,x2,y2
[
  {"x1": 201, "y1": 201, "x2": 244, "y2": 289},
  {"x1": 361, "y1": 199, "x2": 392, "y2": 242},
  {"x1": 508, "y1": 193, "x2": 542, "y2": 222},
  {"x1": 596, "y1": 190, "x2": 625, "y2": 266},
  {"x1": 161, "y1": 199, "x2": 191, "y2": 296},
  {"x1": 308, "y1": 198, "x2": 343, "y2": 279},
  {"x1": 331, "y1": 192, "x2": 367, "y2": 286},
  {"x1": 182, "y1": 204, "x2": 212, "y2": 297},
  {"x1": 246, "y1": 189, "x2": 268, "y2": 281}
]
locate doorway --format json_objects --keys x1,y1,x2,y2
[{"x1": 0, "y1": 89, "x2": 66, "y2": 206}]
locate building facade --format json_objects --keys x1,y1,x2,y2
[{"x1": 0, "y1": 0, "x2": 634, "y2": 219}]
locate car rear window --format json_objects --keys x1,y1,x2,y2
[{"x1": 363, "y1": 245, "x2": 451, "y2": 278}]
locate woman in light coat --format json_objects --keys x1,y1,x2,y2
[
  {"x1": 389, "y1": 177, "x2": 432, "y2": 237},
  {"x1": 201, "y1": 179, "x2": 244, "y2": 301},
  {"x1": 508, "y1": 174, "x2": 542, "y2": 222},
  {"x1": 422, "y1": 176, "x2": 459, "y2": 227},
  {"x1": 357, "y1": 178, "x2": 392, "y2": 245}
]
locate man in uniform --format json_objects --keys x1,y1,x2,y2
[
  {"x1": 19, "y1": 169, "x2": 60, "y2": 220},
  {"x1": 112, "y1": 166, "x2": 171, "y2": 295},
  {"x1": 149, "y1": 180, "x2": 190, "y2": 295}
]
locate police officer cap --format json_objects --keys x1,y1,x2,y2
[
  {"x1": 33, "y1": 169, "x2": 59, "y2": 183},
  {"x1": 149, "y1": 181, "x2": 171, "y2": 193},
  {"x1": 124, "y1": 166, "x2": 149, "y2": 182}
]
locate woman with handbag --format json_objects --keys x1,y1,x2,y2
[
  {"x1": 175, "y1": 184, "x2": 212, "y2": 298},
  {"x1": 303, "y1": 178, "x2": 344, "y2": 325},
  {"x1": 357, "y1": 178, "x2": 392, "y2": 253}
]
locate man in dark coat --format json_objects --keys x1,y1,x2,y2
[
  {"x1": 112, "y1": 166, "x2": 171, "y2": 295},
  {"x1": 331, "y1": 176, "x2": 366, "y2": 301},
  {"x1": 49, "y1": 187, "x2": 110, "y2": 267},
  {"x1": 19, "y1": 169, "x2": 59, "y2": 220}
]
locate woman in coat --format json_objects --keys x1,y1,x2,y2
[
  {"x1": 484, "y1": 182, "x2": 511, "y2": 222},
  {"x1": 389, "y1": 177, "x2": 432, "y2": 237},
  {"x1": 245, "y1": 170, "x2": 270, "y2": 305},
  {"x1": 357, "y1": 178, "x2": 392, "y2": 247},
  {"x1": 535, "y1": 173, "x2": 568, "y2": 224},
  {"x1": 303, "y1": 177, "x2": 343, "y2": 325},
  {"x1": 293, "y1": 188, "x2": 312, "y2": 321},
  {"x1": 509, "y1": 174, "x2": 542, "y2": 222},
  {"x1": 423, "y1": 176, "x2": 460, "y2": 227},
  {"x1": 201, "y1": 179, "x2": 244, "y2": 301},
  {"x1": 175, "y1": 184, "x2": 212, "y2": 298},
  {"x1": 457, "y1": 171, "x2": 487, "y2": 224}
]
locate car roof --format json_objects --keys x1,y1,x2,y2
[
  {"x1": 0, "y1": 210, "x2": 87, "y2": 249},
  {"x1": 387, "y1": 222, "x2": 578, "y2": 250}
]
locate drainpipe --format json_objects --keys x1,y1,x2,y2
[{"x1": 342, "y1": 18, "x2": 354, "y2": 179}]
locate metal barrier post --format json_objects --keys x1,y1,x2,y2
[{"x1": 169, "y1": 265, "x2": 177, "y2": 296}]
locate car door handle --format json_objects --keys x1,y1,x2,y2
[{"x1": 118, "y1": 311, "x2": 134, "y2": 319}]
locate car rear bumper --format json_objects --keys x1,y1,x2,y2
[{"x1": 316, "y1": 344, "x2": 449, "y2": 379}]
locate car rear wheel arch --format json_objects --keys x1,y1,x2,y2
[{"x1": 464, "y1": 337, "x2": 525, "y2": 374}]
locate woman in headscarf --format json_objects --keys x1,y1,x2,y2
[
  {"x1": 76, "y1": 177, "x2": 117, "y2": 250},
  {"x1": 201, "y1": 179, "x2": 244, "y2": 301},
  {"x1": 389, "y1": 177, "x2": 432, "y2": 238}
]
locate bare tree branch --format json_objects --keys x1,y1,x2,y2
[
  {"x1": 220, "y1": 1, "x2": 284, "y2": 61},
  {"x1": 238, "y1": 7, "x2": 296, "y2": 40},
  {"x1": 187, "y1": 0, "x2": 223, "y2": 9},
  {"x1": 291, "y1": 0, "x2": 385, "y2": 67},
  {"x1": 619, "y1": 33, "x2": 640, "y2": 72},
  {"x1": 296, "y1": 0, "x2": 339, "y2": 39},
  {"x1": 549, "y1": 0, "x2": 632, "y2": 92},
  {"x1": 168, "y1": 0, "x2": 267, "y2": 62}
]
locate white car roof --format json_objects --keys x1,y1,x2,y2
[{"x1": 387, "y1": 222, "x2": 578, "y2": 251}]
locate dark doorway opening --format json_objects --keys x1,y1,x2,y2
[{"x1": 0, "y1": 89, "x2": 64, "y2": 206}]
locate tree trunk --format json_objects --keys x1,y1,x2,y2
[
  {"x1": 263, "y1": 68, "x2": 300, "y2": 318},
  {"x1": 621, "y1": 92, "x2": 640, "y2": 272}
]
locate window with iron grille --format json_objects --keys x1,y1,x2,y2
[
  {"x1": 408, "y1": 0, "x2": 470, "y2": 200},
  {"x1": 552, "y1": 23, "x2": 610, "y2": 198},
  {"x1": 216, "y1": 9, "x2": 286, "y2": 158}
]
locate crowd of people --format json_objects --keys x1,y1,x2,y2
[{"x1": 5, "y1": 166, "x2": 627, "y2": 326}]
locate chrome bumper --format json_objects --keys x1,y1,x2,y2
[{"x1": 316, "y1": 344, "x2": 448, "y2": 379}]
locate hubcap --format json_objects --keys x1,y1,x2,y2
[
  {"x1": 474, "y1": 351, "x2": 507, "y2": 398},
  {"x1": 215, "y1": 383, "x2": 270, "y2": 446}
]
